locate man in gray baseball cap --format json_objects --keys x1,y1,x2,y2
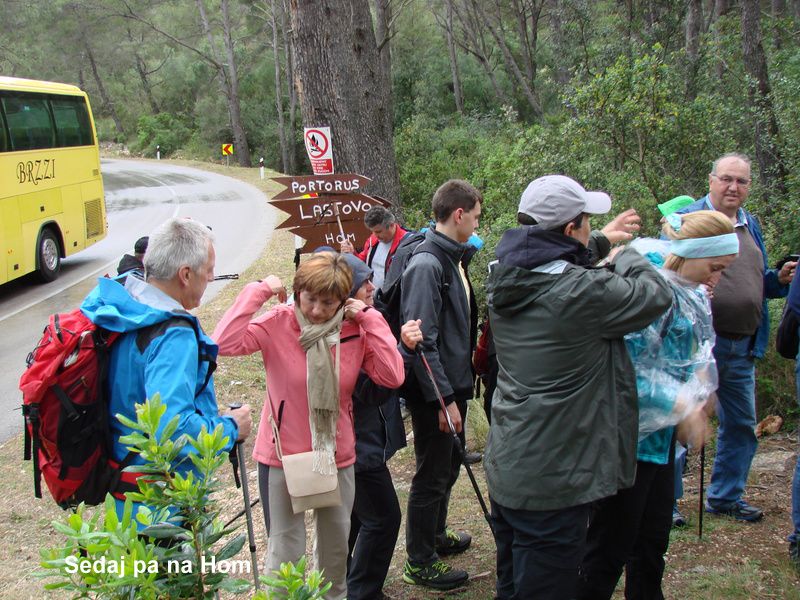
[
  {"x1": 484, "y1": 174, "x2": 672, "y2": 600},
  {"x1": 518, "y1": 174, "x2": 612, "y2": 228}
]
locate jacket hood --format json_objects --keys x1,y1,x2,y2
[
  {"x1": 343, "y1": 253, "x2": 374, "y2": 297},
  {"x1": 116, "y1": 254, "x2": 143, "y2": 275},
  {"x1": 489, "y1": 227, "x2": 592, "y2": 318},
  {"x1": 81, "y1": 276, "x2": 192, "y2": 333},
  {"x1": 496, "y1": 226, "x2": 591, "y2": 270},
  {"x1": 487, "y1": 262, "x2": 555, "y2": 319}
]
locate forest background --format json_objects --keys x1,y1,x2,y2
[{"x1": 3, "y1": 0, "x2": 800, "y2": 419}]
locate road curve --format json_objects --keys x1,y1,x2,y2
[{"x1": 0, "y1": 159, "x2": 276, "y2": 442}]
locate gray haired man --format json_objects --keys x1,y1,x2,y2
[{"x1": 80, "y1": 217, "x2": 252, "y2": 523}]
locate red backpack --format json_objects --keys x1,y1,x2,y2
[{"x1": 20, "y1": 309, "x2": 138, "y2": 508}]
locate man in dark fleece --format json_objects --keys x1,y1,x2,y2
[
  {"x1": 400, "y1": 180, "x2": 481, "y2": 591},
  {"x1": 117, "y1": 236, "x2": 148, "y2": 275},
  {"x1": 484, "y1": 175, "x2": 673, "y2": 600}
]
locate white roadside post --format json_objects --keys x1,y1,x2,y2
[
  {"x1": 259, "y1": 157, "x2": 265, "y2": 180},
  {"x1": 156, "y1": 145, "x2": 160, "y2": 160}
]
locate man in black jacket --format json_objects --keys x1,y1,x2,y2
[{"x1": 400, "y1": 179, "x2": 481, "y2": 591}]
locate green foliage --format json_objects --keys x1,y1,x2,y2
[
  {"x1": 134, "y1": 113, "x2": 193, "y2": 158},
  {"x1": 394, "y1": 112, "x2": 516, "y2": 227},
  {"x1": 562, "y1": 45, "x2": 722, "y2": 225},
  {"x1": 39, "y1": 393, "x2": 251, "y2": 599},
  {"x1": 255, "y1": 557, "x2": 332, "y2": 600}
]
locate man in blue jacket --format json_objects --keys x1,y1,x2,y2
[
  {"x1": 679, "y1": 153, "x2": 795, "y2": 521},
  {"x1": 81, "y1": 217, "x2": 252, "y2": 522}
]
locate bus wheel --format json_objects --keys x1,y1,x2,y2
[{"x1": 36, "y1": 229, "x2": 61, "y2": 283}]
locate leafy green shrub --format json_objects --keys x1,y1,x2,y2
[
  {"x1": 133, "y1": 113, "x2": 193, "y2": 158},
  {"x1": 256, "y1": 557, "x2": 332, "y2": 600},
  {"x1": 39, "y1": 393, "x2": 250, "y2": 598}
]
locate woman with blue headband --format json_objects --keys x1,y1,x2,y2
[{"x1": 577, "y1": 209, "x2": 738, "y2": 600}]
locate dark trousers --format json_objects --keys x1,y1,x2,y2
[
  {"x1": 492, "y1": 498, "x2": 592, "y2": 600},
  {"x1": 347, "y1": 464, "x2": 401, "y2": 600},
  {"x1": 576, "y1": 439, "x2": 676, "y2": 600},
  {"x1": 405, "y1": 397, "x2": 466, "y2": 565}
]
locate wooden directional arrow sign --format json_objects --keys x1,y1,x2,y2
[
  {"x1": 271, "y1": 174, "x2": 372, "y2": 200},
  {"x1": 289, "y1": 221, "x2": 363, "y2": 253},
  {"x1": 272, "y1": 194, "x2": 392, "y2": 229}
]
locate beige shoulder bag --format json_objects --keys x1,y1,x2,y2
[{"x1": 267, "y1": 394, "x2": 341, "y2": 514}]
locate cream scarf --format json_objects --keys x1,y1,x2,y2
[{"x1": 294, "y1": 304, "x2": 343, "y2": 475}]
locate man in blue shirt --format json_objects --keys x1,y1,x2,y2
[{"x1": 679, "y1": 153, "x2": 796, "y2": 521}]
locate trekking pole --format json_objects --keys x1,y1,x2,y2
[
  {"x1": 416, "y1": 348, "x2": 495, "y2": 535},
  {"x1": 228, "y1": 404, "x2": 259, "y2": 590},
  {"x1": 225, "y1": 499, "x2": 261, "y2": 528},
  {"x1": 698, "y1": 444, "x2": 706, "y2": 540}
]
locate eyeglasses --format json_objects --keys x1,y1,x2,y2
[{"x1": 712, "y1": 174, "x2": 751, "y2": 187}]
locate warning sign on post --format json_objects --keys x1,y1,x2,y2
[{"x1": 304, "y1": 127, "x2": 334, "y2": 175}]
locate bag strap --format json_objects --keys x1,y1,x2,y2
[
  {"x1": 268, "y1": 391, "x2": 284, "y2": 461},
  {"x1": 267, "y1": 333, "x2": 342, "y2": 463}
]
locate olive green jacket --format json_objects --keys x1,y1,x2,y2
[{"x1": 484, "y1": 246, "x2": 672, "y2": 511}]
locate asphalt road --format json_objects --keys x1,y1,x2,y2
[{"x1": 0, "y1": 159, "x2": 276, "y2": 442}]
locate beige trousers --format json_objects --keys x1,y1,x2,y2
[{"x1": 258, "y1": 463, "x2": 355, "y2": 600}]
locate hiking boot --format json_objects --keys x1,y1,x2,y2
[
  {"x1": 435, "y1": 527, "x2": 472, "y2": 555},
  {"x1": 402, "y1": 559, "x2": 468, "y2": 590},
  {"x1": 705, "y1": 499, "x2": 763, "y2": 522},
  {"x1": 464, "y1": 451, "x2": 482, "y2": 465},
  {"x1": 790, "y1": 542, "x2": 799, "y2": 569},
  {"x1": 672, "y1": 507, "x2": 687, "y2": 528}
]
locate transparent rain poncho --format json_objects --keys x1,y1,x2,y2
[{"x1": 625, "y1": 238, "x2": 718, "y2": 441}]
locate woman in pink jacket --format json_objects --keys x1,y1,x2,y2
[{"x1": 213, "y1": 252, "x2": 405, "y2": 599}]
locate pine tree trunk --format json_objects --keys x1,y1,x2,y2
[
  {"x1": 549, "y1": 0, "x2": 572, "y2": 86},
  {"x1": 685, "y1": 0, "x2": 702, "y2": 100},
  {"x1": 84, "y1": 41, "x2": 125, "y2": 138},
  {"x1": 373, "y1": 0, "x2": 395, "y2": 135},
  {"x1": 270, "y1": 0, "x2": 290, "y2": 172},
  {"x1": 220, "y1": 0, "x2": 252, "y2": 167},
  {"x1": 289, "y1": 0, "x2": 401, "y2": 205},
  {"x1": 772, "y1": 0, "x2": 786, "y2": 49},
  {"x1": 444, "y1": 0, "x2": 464, "y2": 114},
  {"x1": 281, "y1": 0, "x2": 298, "y2": 174},
  {"x1": 740, "y1": 0, "x2": 787, "y2": 205}
]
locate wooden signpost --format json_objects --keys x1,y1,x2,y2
[
  {"x1": 268, "y1": 174, "x2": 391, "y2": 253},
  {"x1": 271, "y1": 194, "x2": 391, "y2": 229},
  {"x1": 271, "y1": 174, "x2": 372, "y2": 200}
]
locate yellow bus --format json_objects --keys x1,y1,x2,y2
[{"x1": 0, "y1": 76, "x2": 107, "y2": 283}]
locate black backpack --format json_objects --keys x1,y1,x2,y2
[
  {"x1": 776, "y1": 301, "x2": 800, "y2": 360},
  {"x1": 376, "y1": 231, "x2": 452, "y2": 339}
]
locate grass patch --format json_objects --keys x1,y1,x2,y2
[{"x1": 682, "y1": 559, "x2": 766, "y2": 599}]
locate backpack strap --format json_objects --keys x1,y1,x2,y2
[
  {"x1": 412, "y1": 240, "x2": 454, "y2": 296},
  {"x1": 135, "y1": 315, "x2": 216, "y2": 398},
  {"x1": 109, "y1": 452, "x2": 145, "y2": 500},
  {"x1": 21, "y1": 403, "x2": 42, "y2": 498}
]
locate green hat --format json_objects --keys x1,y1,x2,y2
[{"x1": 657, "y1": 195, "x2": 695, "y2": 217}]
